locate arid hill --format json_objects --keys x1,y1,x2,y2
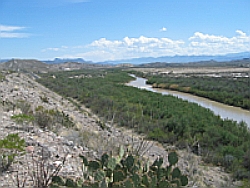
[
  {"x1": 0, "y1": 59, "x2": 110, "y2": 73},
  {"x1": 0, "y1": 59, "x2": 53, "y2": 73}
]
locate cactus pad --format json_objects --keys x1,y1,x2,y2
[{"x1": 168, "y1": 152, "x2": 178, "y2": 166}]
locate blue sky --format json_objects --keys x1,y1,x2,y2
[{"x1": 1, "y1": 0, "x2": 250, "y2": 62}]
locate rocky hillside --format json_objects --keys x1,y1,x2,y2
[
  {"x1": 0, "y1": 59, "x2": 110, "y2": 74},
  {"x1": 0, "y1": 72, "x2": 241, "y2": 187},
  {"x1": 0, "y1": 59, "x2": 53, "y2": 73}
]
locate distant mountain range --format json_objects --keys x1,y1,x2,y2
[
  {"x1": 0, "y1": 58, "x2": 91, "y2": 65},
  {"x1": 97, "y1": 52, "x2": 250, "y2": 65},
  {"x1": 43, "y1": 58, "x2": 91, "y2": 64},
  {"x1": 1, "y1": 52, "x2": 249, "y2": 66}
]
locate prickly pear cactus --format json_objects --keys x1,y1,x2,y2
[
  {"x1": 51, "y1": 150, "x2": 188, "y2": 188},
  {"x1": 168, "y1": 151, "x2": 178, "y2": 166}
]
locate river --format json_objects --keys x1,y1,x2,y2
[{"x1": 127, "y1": 76, "x2": 250, "y2": 127}]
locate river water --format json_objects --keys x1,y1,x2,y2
[{"x1": 127, "y1": 76, "x2": 250, "y2": 127}]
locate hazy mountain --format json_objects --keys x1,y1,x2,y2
[
  {"x1": 97, "y1": 52, "x2": 250, "y2": 65},
  {"x1": 43, "y1": 58, "x2": 91, "y2": 64},
  {"x1": 0, "y1": 59, "x2": 10, "y2": 63},
  {"x1": 138, "y1": 58, "x2": 250, "y2": 68}
]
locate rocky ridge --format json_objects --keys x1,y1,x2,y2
[{"x1": 0, "y1": 72, "x2": 240, "y2": 187}]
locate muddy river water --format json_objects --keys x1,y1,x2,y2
[{"x1": 127, "y1": 76, "x2": 250, "y2": 127}]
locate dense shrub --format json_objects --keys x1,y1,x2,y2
[{"x1": 243, "y1": 150, "x2": 250, "y2": 170}]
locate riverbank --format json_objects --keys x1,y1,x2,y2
[{"x1": 129, "y1": 67, "x2": 250, "y2": 109}]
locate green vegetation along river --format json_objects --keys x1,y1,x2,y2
[
  {"x1": 37, "y1": 69, "x2": 250, "y2": 179},
  {"x1": 127, "y1": 75, "x2": 250, "y2": 127}
]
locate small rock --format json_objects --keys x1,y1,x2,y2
[
  {"x1": 64, "y1": 140, "x2": 74, "y2": 146},
  {"x1": 78, "y1": 146, "x2": 83, "y2": 150},
  {"x1": 233, "y1": 181, "x2": 243, "y2": 187},
  {"x1": 53, "y1": 161, "x2": 63, "y2": 167},
  {"x1": 83, "y1": 146, "x2": 89, "y2": 151},
  {"x1": 26, "y1": 146, "x2": 34, "y2": 153},
  {"x1": 47, "y1": 146, "x2": 57, "y2": 153}
]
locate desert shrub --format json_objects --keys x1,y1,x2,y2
[
  {"x1": 16, "y1": 101, "x2": 31, "y2": 114},
  {"x1": 0, "y1": 72, "x2": 5, "y2": 81},
  {"x1": 35, "y1": 106, "x2": 75, "y2": 130},
  {"x1": 233, "y1": 169, "x2": 250, "y2": 180},
  {"x1": 243, "y1": 150, "x2": 250, "y2": 170},
  {"x1": 11, "y1": 114, "x2": 35, "y2": 132},
  {"x1": 30, "y1": 153, "x2": 67, "y2": 188},
  {"x1": 34, "y1": 111, "x2": 52, "y2": 129},
  {"x1": 40, "y1": 95, "x2": 49, "y2": 103},
  {"x1": 240, "y1": 179, "x2": 250, "y2": 188},
  {"x1": 0, "y1": 134, "x2": 25, "y2": 172},
  {"x1": 11, "y1": 114, "x2": 34, "y2": 123}
]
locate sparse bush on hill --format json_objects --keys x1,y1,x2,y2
[
  {"x1": 11, "y1": 100, "x2": 75, "y2": 132},
  {"x1": 0, "y1": 72, "x2": 5, "y2": 81},
  {"x1": 0, "y1": 133, "x2": 25, "y2": 173},
  {"x1": 16, "y1": 100, "x2": 31, "y2": 115},
  {"x1": 11, "y1": 114, "x2": 35, "y2": 124},
  {"x1": 40, "y1": 95, "x2": 49, "y2": 103},
  {"x1": 35, "y1": 111, "x2": 52, "y2": 129},
  {"x1": 34, "y1": 106, "x2": 75, "y2": 130}
]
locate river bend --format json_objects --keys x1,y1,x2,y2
[{"x1": 127, "y1": 76, "x2": 250, "y2": 127}]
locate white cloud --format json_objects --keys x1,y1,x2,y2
[
  {"x1": 41, "y1": 48, "x2": 59, "y2": 52},
  {"x1": 0, "y1": 25, "x2": 25, "y2": 32},
  {"x1": 90, "y1": 38, "x2": 123, "y2": 48},
  {"x1": 43, "y1": 30, "x2": 250, "y2": 62},
  {"x1": 87, "y1": 31, "x2": 249, "y2": 61},
  {"x1": 189, "y1": 32, "x2": 231, "y2": 43},
  {"x1": 41, "y1": 46, "x2": 69, "y2": 52},
  {"x1": 82, "y1": 36, "x2": 185, "y2": 61},
  {"x1": 188, "y1": 30, "x2": 250, "y2": 55},
  {"x1": 236, "y1": 30, "x2": 247, "y2": 37},
  {"x1": 160, "y1": 27, "x2": 167, "y2": 32},
  {"x1": 0, "y1": 24, "x2": 29, "y2": 38},
  {"x1": 0, "y1": 32, "x2": 29, "y2": 38}
]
